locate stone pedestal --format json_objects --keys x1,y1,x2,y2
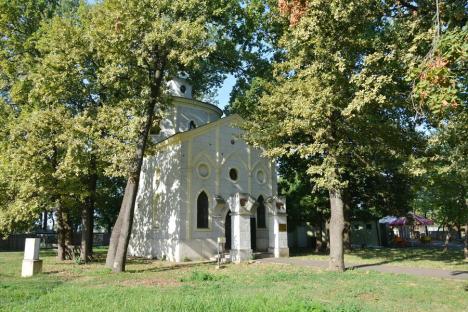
[
  {"x1": 21, "y1": 259, "x2": 43, "y2": 277},
  {"x1": 230, "y1": 212, "x2": 252, "y2": 262},
  {"x1": 21, "y1": 238, "x2": 42, "y2": 277},
  {"x1": 229, "y1": 193, "x2": 257, "y2": 263},
  {"x1": 267, "y1": 197, "x2": 289, "y2": 258}
]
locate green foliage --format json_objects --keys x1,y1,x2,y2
[
  {"x1": 243, "y1": 1, "x2": 419, "y2": 193},
  {"x1": 278, "y1": 156, "x2": 330, "y2": 229},
  {"x1": 1, "y1": 0, "x2": 246, "y2": 237},
  {"x1": 399, "y1": 2, "x2": 467, "y2": 229},
  {"x1": 180, "y1": 271, "x2": 217, "y2": 282},
  {"x1": 409, "y1": 27, "x2": 467, "y2": 118},
  {"x1": 0, "y1": 108, "x2": 73, "y2": 235},
  {"x1": 235, "y1": 1, "x2": 466, "y2": 231},
  {"x1": 409, "y1": 113, "x2": 467, "y2": 227}
]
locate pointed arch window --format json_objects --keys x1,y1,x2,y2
[
  {"x1": 197, "y1": 191, "x2": 209, "y2": 228},
  {"x1": 257, "y1": 195, "x2": 266, "y2": 228}
]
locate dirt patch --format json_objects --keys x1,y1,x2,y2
[
  {"x1": 358, "y1": 292, "x2": 379, "y2": 301},
  {"x1": 118, "y1": 278, "x2": 181, "y2": 287}
]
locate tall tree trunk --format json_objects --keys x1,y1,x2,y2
[
  {"x1": 443, "y1": 225, "x2": 451, "y2": 252},
  {"x1": 57, "y1": 207, "x2": 72, "y2": 261},
  {"x1": 105, "y1": 182, "x2": 130, "y2": 268},
  {"x1": 88, "y1": 209, "x2": 94, "y2": 255},
  {"x1": 329, "y1": 189, "x2": 345, "y2": 272},
  {"x1": 315, "y1": 221, "x2": 324, "y2": 252},
  {"x1": 456, "y1": 224, "x2": 461, "y2": 240},
  {"x1": 342, "y1": 191, "x2": 352, "y2": 251},
  {"x1": 65, "y1": 217, "x2": 74, "y2": 259},
  {"x1": 80, "y1": 159, "x2": 97, "y2": 263},
  {"x1": 42, "y1": 211, "x2": 48, "y2": 231},
  {"x1": 343, "y1": 223, "x2": 351, "y2": 251},
  {"x1": 464, "y1": 223, "x2": 468, "y2": 260},
  {"x1": 107, "y1": 67, "x2": 165, "y2": 273},
  {"x1": 80, "y1": 205, "x2": 93, "y2": 262}
]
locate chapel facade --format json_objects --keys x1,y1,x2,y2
[{"x1": 128, "y1": 78, "x2": 289, "y2": 262}]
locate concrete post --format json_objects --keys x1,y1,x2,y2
[
  {"x1": 229, "y1": 193, "x2": 257, "y2": 263},
  {"x1": 22, "y1": 238, "x2": 43, "y2": 277},
  {"x1": 212, "y1": 195, "x2": 227, "y2": 241},
  {"x1": 267, "y1": 196, "x2": 289, "y2": 258}
]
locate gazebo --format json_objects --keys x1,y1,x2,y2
[
  {"x1": 388, "y1": 213, "x2": 433, "y2": 227},
  {"x1": 388, "y1": 213, "x2": 433, "y2": 241}
]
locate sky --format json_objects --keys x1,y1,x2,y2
[{"x1": 214, "y1": 75, "x2": 236, "y2": 110}]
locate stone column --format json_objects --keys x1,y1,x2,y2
[
  {"x1": 229, "y1": 193, "x2": 257, "y2": 263},
  {"x1": 267, "y1": 196, "x2": 289, "y2": 258},
  {"x1": 212, "y1": 195, "x2": 227, "y2": 242},
  {"x1": 22, "y1": 238, "x2": 43, "y2": 277}
]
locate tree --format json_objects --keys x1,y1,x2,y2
[
  {"x1": 0, "y1": 107, "x2": 80, "y2": 260},
  {"x1": 406, "y1": 4, "x2": 467, "y2": 258},
  {"x1": 410, "y1": 113, "x2": 467, "y2": 256},
  {"x1": 30, "y1": 5, "x2": 106, "y2": 262},
  {"x1": 241, "y1": 0, "x2": 448, "y2": 271},
  {"x1": 84, "y1": 0, "x2": 245, "y2": 272},
  {"x1": 94, "y1": 176, "x2": 126, "y2": 235},
  {"x1": 0, "y1": 0, "x2": 110, "y2": 262},
  {"x1": 278, "y1": 156, "x2": 331, "y2": 251}
]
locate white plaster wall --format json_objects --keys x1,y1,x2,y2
[
  {"x1": 185, "y1": 122, "x2": 277, "y2": 257},
  {"x1": 152, "y1": 98, "x2": 222, "y2": 144},
  {"x1": 176, "y1": 103, "x2": 220, "y2": 132},
  {"x1": 131, "y1": 115, "x2": 282, "y2": 262},
  {"x1": 128, "y1": 158, "x2": 156, "y2": 258},
  {"x1": 128, "y1": 143, "x2": 183, "y2": 261},
  {"x1": 151, "y1": 105, "x2": 177, "y2": 143}
]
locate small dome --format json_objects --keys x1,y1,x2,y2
[{"x1": 167, "y1": 78, "x2": 192, "y2": 99}]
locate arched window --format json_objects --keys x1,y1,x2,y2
[
  {"x1": 257, "y1": 195, "x2": 266, "y2": 228},
  {"x1": 197, "y1": 191, "x2": 209, "y2": 228},
  {"x1": 189, "y1": 120, "x2": 196, "y2": 130},
  {"x1": 229, "y1": 168, "x2": 238, "y2": 181}
]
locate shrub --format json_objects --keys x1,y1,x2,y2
[
  {"x1": 420, "y1": 236, "x2": 432, "y2": 244},
  {"x1": 181, "y1": 271, "x2": 216, "y2": 282}
]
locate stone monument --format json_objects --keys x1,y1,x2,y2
[{"x1": 21, "y1": 238, "x2": 42, "y2": 277}]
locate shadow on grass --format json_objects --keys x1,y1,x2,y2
[
  {"x1": 125, "y1": 260, "x2": 216, "y2": 274},
  {"x1": 450, "y1": 271, "x2": 468, "y2": 276},
  {"x1": 290, "y1": 247, "x2": 466, "y2": 268}
]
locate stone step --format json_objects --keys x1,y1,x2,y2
[
  {"x1": 210, "y1": 251, "x2": 273, "y2": 261},
  {"x1": 252, "y1": 252, "x2": 273, "y2": 259}
]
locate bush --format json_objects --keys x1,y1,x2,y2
[
  {"x1": 420, "y1": 236, "x2": 432, "y2": 244},
  {"x1": 392, "y1": 237, "x2": 408, "y2": 247},
  {"x1": 181, "y1": 271, "x2": 216, "y2": 282}
]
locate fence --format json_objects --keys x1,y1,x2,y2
[{"x1": 0, "y1": 232, "x2": 110, "y2": 251}]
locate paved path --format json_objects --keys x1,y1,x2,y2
[{"x1": 257, "y1": 257, "x2": 468, "y2": 280}]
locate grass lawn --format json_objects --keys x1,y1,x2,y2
[
  {"x1": 292, "y1": 247, "x2": 468, "y2": 271},
  {"x1": 1, "y1": 249, "x2": 467, "y2": 312}
]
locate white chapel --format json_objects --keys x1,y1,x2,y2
[{"x1": 128, "y1": 78, "x2": 289, "y2": 262}]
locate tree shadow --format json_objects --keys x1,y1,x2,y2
[
  {"x1": 450, "y1": 271, "x2": 468, "y2": 276},
  {"x1": 290, "y1": 247, "x2": 466, "y2": 268},
  {"x1": 125, "y1": 260, "x2": 215, "y2": 273}
]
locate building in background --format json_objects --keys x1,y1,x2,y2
[{"x1": 128, "y1": 78, "x2": 289, "y2": 262}]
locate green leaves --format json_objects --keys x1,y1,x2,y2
[
  {"x1": 410, "y1": 27, "x2": 467, "y2": 118},
  {"x1": 1, "y1": 0, "x2": 245, "y2": 237}
]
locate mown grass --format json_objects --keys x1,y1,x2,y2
[
  {"x1": 0, "y1": 249, "x2": 467, "y2": 312},
  {"x1": 292, "y1": 247, "x2": 468, "y2": 271}
]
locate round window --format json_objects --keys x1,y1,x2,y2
[
  {"x1": 256, "y1": 170, "x2": 265, "y2": 184},
  {"x1": 229, "y1": 168, "x2": 238, "y2": 181},
  {"x1": 197, "y1": 163, "x2": 209, "y2": 178}
]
